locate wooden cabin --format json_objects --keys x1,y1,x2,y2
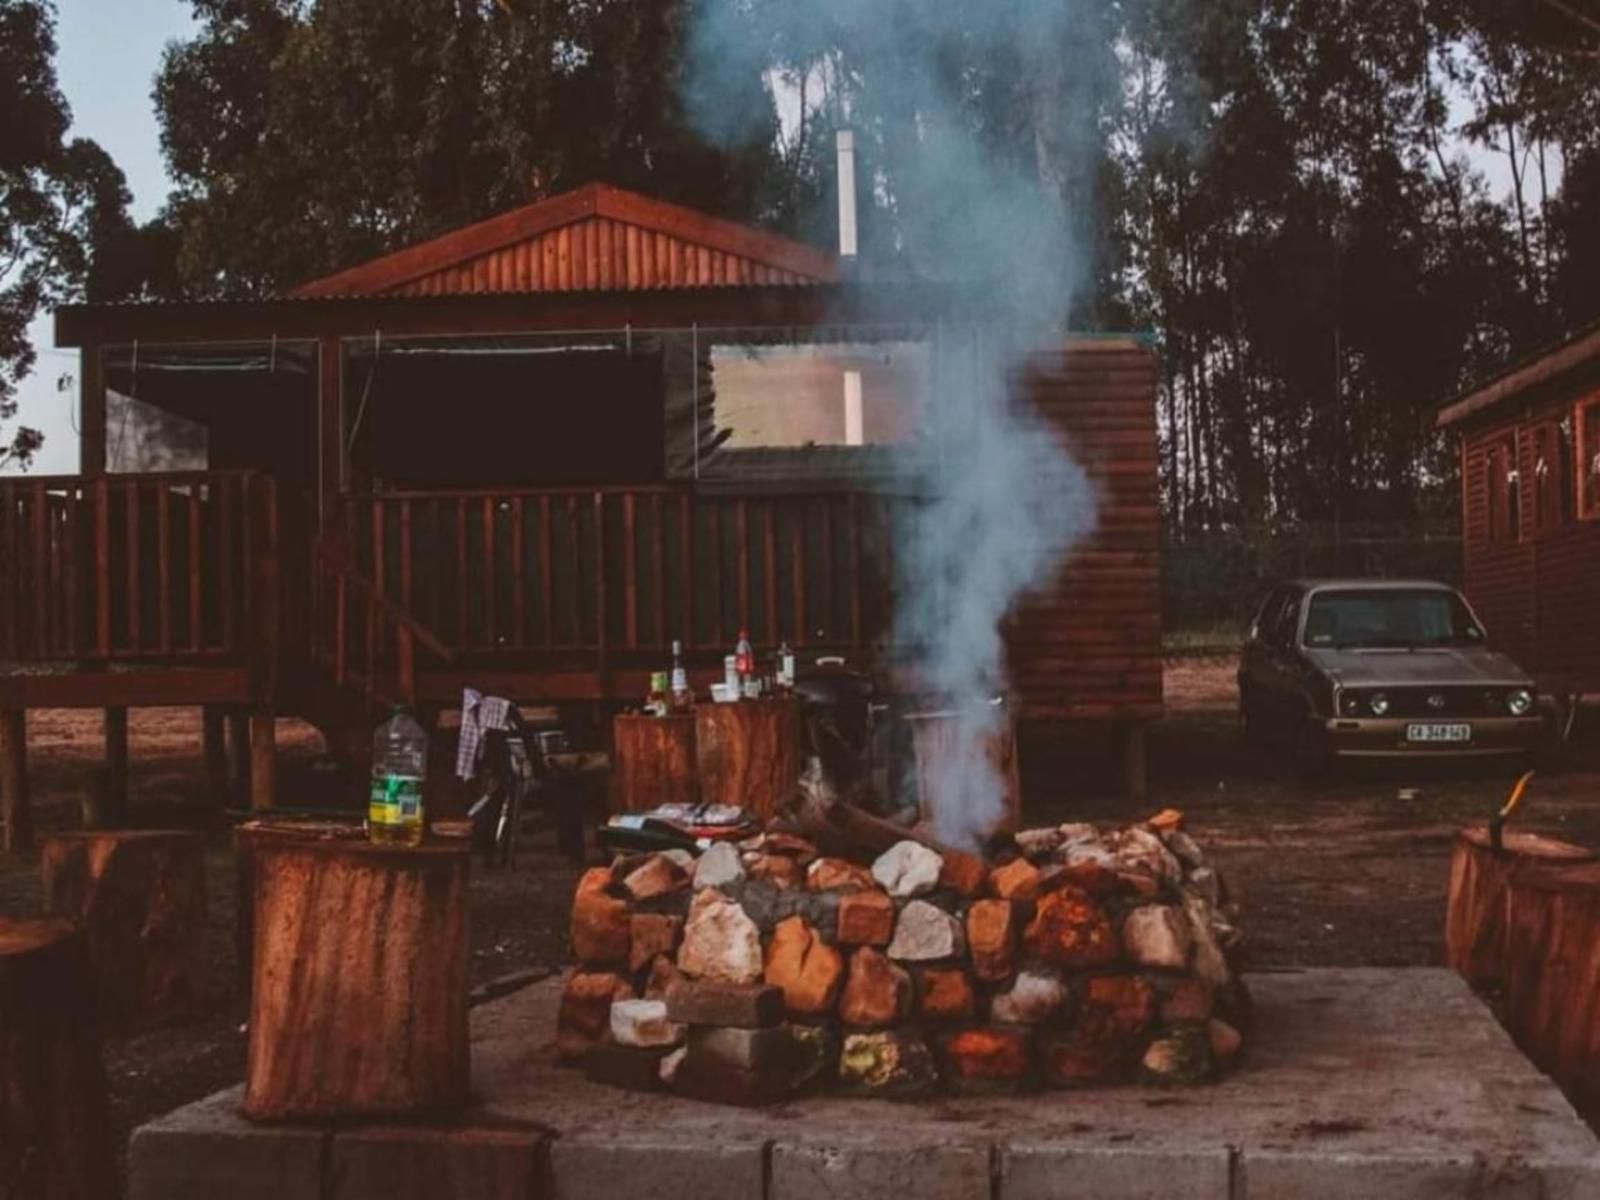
[
  {"x1": 0, "y1": 183, "x2": 1161, "y2": 842},
  {"x1": 1437, "y1": 320, "x2": 1600, "y2": 700}
]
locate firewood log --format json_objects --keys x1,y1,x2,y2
[
  {"x1": 241, "y1": 822, "x2": 469, "y2": 1120},
  {"x1": 0, "y1": 918, "x2": 117, "y2": 1200},
  {"x1": 1504, "y1": 863, "x2": 1600, "y2": 1114},
  {"x1": 41, "y1": 830, "x2": 207, "y2": 1031},
  {"x1": 1444, "y1": 826, "x2": 1592, "y2": 991}
]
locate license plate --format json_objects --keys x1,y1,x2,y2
[{"x1": 1406, "y1": 723, "x2": 1472, "y2": 744}]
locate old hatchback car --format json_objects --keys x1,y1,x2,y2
[{"x1": 1238, "y1": 579, "x2": 1543, "y2": 770}]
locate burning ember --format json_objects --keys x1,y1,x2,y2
[{"x1": 559, "y1": 812, "x2": 1247, "y2": 1103}]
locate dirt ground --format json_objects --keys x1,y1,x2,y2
[{"x1": 5, "y1": 658, "x2": 1599, "y2": 1170}]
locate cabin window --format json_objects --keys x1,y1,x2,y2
[
  {"x1": 711, "y1": 341, "x2": 929, "y2": 451},
  {"x1": 1486, "y1": 436, "x2": 1520, "y2": 543},
  {"x1": 679, "y1": 326, "x2": 953, "y2": 488},
  {"x1": 1533, "y1": 420, "x2": 1573, "y2": 534},
  {"x1": 1580, "y1": 397, "x2": 1600, "y2": 520}
]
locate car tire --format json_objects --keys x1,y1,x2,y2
[{"x1": 1293, "y1": 715, "x2": 1333, "y2": 786}]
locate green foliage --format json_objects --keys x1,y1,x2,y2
[
  {"x1": 154, "y1": 0, "x2": 782, "y2": 297},
  {"x1": 0, "y1": 0, "x2": 151, "y2": 469}
]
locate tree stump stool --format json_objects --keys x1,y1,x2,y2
[
  {"x1": 907, "y1": 709, "x2": 1023, "y2": 846},
  {"x1": 41, "y1": 829, "x2": 208, "y2": 1031},
  {"x1": 1444, "y1": 826, "x2": 1593, "y2": 991},
  {"x1": 1504, "y1": 863, "x2": 1600, "y2": 1115},
  {"x1": 0, "y1": 918, "x2": 117, "y2": 1200},
  {"x1": 695, "y1": 699, "x2": 802, "y2": 822},
  {"x1": 241, "y1": 821, "x2": 470, "y2": 1120},
  {"x1": 612, "y1": 713, "x2": 698, "y2": 813}
]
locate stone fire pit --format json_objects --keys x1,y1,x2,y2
[{"x1": 558, "y1": 813, "x2": 1247, "y2": 1103}]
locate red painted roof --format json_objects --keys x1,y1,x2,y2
[{"x1": 290, "y1": 183, "x2": 838, "y2": 299}]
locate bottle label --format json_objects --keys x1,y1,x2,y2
[
  {"x1": 671, "y1": 667, "x2": 688, "y2": 694},
  {"x1": 370, "y1": 774, "x2": 423, "y2": 829}
]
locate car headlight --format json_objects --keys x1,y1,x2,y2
[
  {"x1": 1369, "y1": 692, "x2": 1390, "y2": 716},
  {"x1": 1506, "y1": 689, "x2": 1534, "y2": 717}
]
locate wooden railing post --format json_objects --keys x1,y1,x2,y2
[
  {"x1": 92, "y1": 483, "x2": 110, "y2": 659},
  {"x1": 397, "y1": 627, "x2": 415, "y2": 705}
]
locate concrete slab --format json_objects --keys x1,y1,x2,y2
[
  {"x1": 130, "y1": 968, "x2": 1600, "y2": 1200},
  {"x1": 128, "y1": 1087, "x2": 327, "y2": 1200}
]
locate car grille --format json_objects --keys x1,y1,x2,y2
[{"x1": 1368, "y1": 687, "x2": 1508, "y2": 717}]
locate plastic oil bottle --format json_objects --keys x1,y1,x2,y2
[{"x1": 369, "y1": 706, "x2": 427, "y2": 846}]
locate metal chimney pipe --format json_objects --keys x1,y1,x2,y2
[{"x1": 836, "y1": 129, "x2": 859, "y2": 261}]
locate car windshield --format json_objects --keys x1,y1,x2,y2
[{"x1": 1302, "y1": 588, "x2": 1484, "y2": 650}]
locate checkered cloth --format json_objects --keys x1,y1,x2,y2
[{"x1": 454, "y1": 688, "x2": 514, "y2": 780}]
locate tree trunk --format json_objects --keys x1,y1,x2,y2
[
  {"x1": 1504, "y1": 863, "x2": 1600, "y2": 1117},
  {"x1": 1444, "y1": 825, "x2": 1592, "y2": 991},
  {"x1": 241, "y1": 821, "x2": 469, "y2": 1120},
  {"x1": 41, "y1": 830, "x2": 208, "y2": 1031},
  {"x1": 612, "y1": 713, "x2": 698, "y2": 813},
  {"x1": 694, "y1": 699, "x2": 802, "y2": 822},
  {"x1": 0, "y1": 918, "x2": 118, "y2": 1200},
  {"x1": 907, "y1": 709, "x2": 1022, "y2": 845}
]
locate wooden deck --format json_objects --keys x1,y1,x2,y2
[{"x1": 0, "y1": 471, "x2": 284, "y2": 707}]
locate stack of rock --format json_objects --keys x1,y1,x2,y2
[{"x1": 557, "y1": 812, "x2": 1247, "y2": 1103}]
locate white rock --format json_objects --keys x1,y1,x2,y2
[
  {"x1": 677, "y1": 888, "x2": 764, "y2": 984},
  {"x1": 662, "y1": 848, "x2": 697, "y2": 873},
  {"x1": 990, "y1": 968, "x2": 1069, "y2": 1024},
  {"x1": 1163, "y1": 830, "x2": 1205, "y2": 870},
  {"x1": 693, "y1": 841, "x2": 745, "y2": 890},
  {"x1": 1060, "y1": 842, "x2": 1117, "y2": 871},
  {"x1": 609, "y1": 998, "x2": 685, "y2": 1048},
  {"x1": 1109, "y1": 826, "x2": 1183, "y2": 884},
  {"x1": 1123, "y1": 904, "x2": 1194, "y2": 971},
  {"x1": 1014, "y1": 828, "x2": 1065, "y2": 859},
  {"x1": 1057, "y1": 822, "x2": 1103, "y2": 847},
  {"x1": 886, "y1": 900, "x2": 965, "y2": 962},
  {"x1": 871, "y1": 840, "x2": 944, "y2": 898}
]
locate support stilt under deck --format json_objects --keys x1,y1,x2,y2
[
  {"x1": 226, "y1": 711, "x2": 250, "y2": 808},
  {"x1": 89, "y1": 707, "x2": 130, "y2": 829},
  {"x1": 202, "y1": 707, "x2": 229, "y2": 808},
  {"x1": 1, "y1": 709, "x2": 31, "y2": 853},
  {"x1": 249, "y1": 712, "x2": 277, "y2": 811}
]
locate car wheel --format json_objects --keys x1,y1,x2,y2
[
  {"x1": 1239, "y1": 684, "x2": 1260, "y2": 739},
  {"x1": 1293, "y1": 715, "x2": 1333, "y2": 786}
]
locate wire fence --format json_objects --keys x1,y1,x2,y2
[{"x1": 1162, "y1": 527, "x2": 1463, "y2": 648}]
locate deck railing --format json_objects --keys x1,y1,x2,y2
[
  {"x1": 336, "y1": 486, "x2": 911, "y2": 664},
  {"x1": 0, "y1": 470, "x2": 279, "y2": 665}
]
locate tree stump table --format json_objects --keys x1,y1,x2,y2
[
  {"x1": 695, "y1": 699, "x2": 802, "y2": 822},
  {"x1": 1444, "y1": 825, "x2": 1593, "y2": 991},
  {"x1": 1504, "y1": 862, "x2": 1600, "y2": 1114},
  {"x1": 612, "y1": 713, "x2": 698, "y2": 812},
  {"x1": 0, "y1": 918, "x2": 117, "y2": 1200},
  {"x1": 241, "y1": 821, "x2": 470, "y2": 1120},
  {"x1": 41, "y1": 829, "x2": 208, "y2": 1031}
]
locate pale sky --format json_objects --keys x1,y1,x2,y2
[
  {"x1": 4, "y1": 3, "x2": 1529, "y2": 477},
  {"x1": 9, "y1": 0, "x2": 196, "y2": 475}
]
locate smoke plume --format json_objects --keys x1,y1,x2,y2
[{"x1": 687, "y1": 1, "x2": 1102, "y2": 847}]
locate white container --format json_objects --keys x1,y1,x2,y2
[{"x1": 710, "y1": 683, "x2": 739, "y2": 703}]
